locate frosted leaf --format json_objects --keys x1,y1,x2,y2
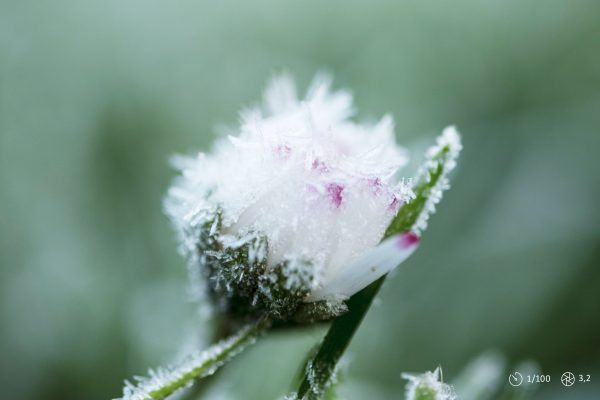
[
  {"x1": 117, "y1": 320, "x2": 267, "y2": 400},
  {"x1": 300, "y1": 353, "x2": 348, "y2": 400},
  {"x1": 306, "y1": 359, "x2": 335, "y2": 399},
  {"x1": 411, "y1": 126, "x2": 462, "y2": 235},
  {"x1": 384, "y1": 126, "x2": 462, "y2": 239},
  {"x1": 403, "y1": 367, "x2": 457, "y2": 400}
]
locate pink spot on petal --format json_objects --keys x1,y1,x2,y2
[
  {"x1": 396, "y1": 232, "x2": 420, "y2": 249},
  {"x1": 305, "y1": 184, "x2": 318, "y2": 194},
  {"x1": 367, "y1": 177, "x2": 383, "y2": 195},
  {"x1": 326, "y1": 183, "x2": 344, "y2": 208},
  {"x1": 389, "y1": 196, "x2": 402, "y2": 212},
  {"x1": 274, "y1": 144, "x2": 292, "y2": 160},
  {"x1": 311, "y1": 159, "x2": 330, "y2": 173}
]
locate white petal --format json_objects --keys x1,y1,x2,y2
[
  {"x1": 263, "y1": 73, "x2": 299, "y2": 114},
  {"x1": 306, "y1": 232, "x2": 420, "y2": 301}
]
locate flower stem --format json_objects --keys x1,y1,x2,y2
[{"x1": 296, "y1": 277, "x2": 385, "y2": 399}]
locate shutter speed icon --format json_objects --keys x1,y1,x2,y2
[{"x1": 509, "y1": 372, "x2": 523, "y2": 387}]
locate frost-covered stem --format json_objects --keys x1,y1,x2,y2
[
  {"x1": 119, "y1": 318, "x2": 270, "y2": 400},
  {"x1": 296, "y1": 128, "x2": 461, "y2": 399},
  {"x1": 296, "y1": 277, "x2": 384, "y2": 399}
]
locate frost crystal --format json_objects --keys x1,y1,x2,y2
[
  {"x1": 164, "y1": 73, "x2": 455, "y2": 321},
  {"x1": 403, "y1": 367, "x2": 457, "y2": 400},
  {"x1": 411, "y1": 126, "x2": 462, "y2": 235},
  {"x1": 305, "y1": 358, "x2": 339, "y2": 398},
  {"x1": 117, "y1": 321, "x2": 264, "y2": 400}
]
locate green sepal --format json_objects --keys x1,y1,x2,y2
[{"x1": 384, "y1": 144, "x2": 449, "y2": 238}]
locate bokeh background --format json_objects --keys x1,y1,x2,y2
[{"x1": 1, "y1": 1, "x2": 599, "y2": 399}]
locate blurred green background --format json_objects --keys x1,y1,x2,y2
[{"x1": 1, "y1": 1, "x2": 599, "y2": 399}]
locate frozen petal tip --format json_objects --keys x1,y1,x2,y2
[
  {"x1": 397, "y1": 232, "x2": 420, "y2": 249},
  {"x1": 306, "y1": 233, "x2": 419, "y2": 301}
]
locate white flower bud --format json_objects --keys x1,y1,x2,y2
[{"x1": 164, "y1": 73, "x2": 432, "y2": 320}]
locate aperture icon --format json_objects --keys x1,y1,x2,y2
[{"x1": 561, "y1": 372, "x2": 575, "y2": 387}]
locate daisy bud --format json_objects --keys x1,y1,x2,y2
[
  {"x1": 164, "y1": 73, "x2": 457, "y2": 322},
  {"x1": 403, "y1": 367, "x2": 457, "y2": 400}
]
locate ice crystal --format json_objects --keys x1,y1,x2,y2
[
  {"x1": 164, "y1": 73, "x2": 457, "y2": 321},
  {"x1": 305, "y1": 358, "x2": 338, "y2": 399},
  {"x1": 294, "y1": 295, "x2": 348, "y2": 323},
  {"x1": 411, "y1": 126, "x2": 462, "y2": 235},
  {"x1": 255, "y1": 257, "x2": 314, "y2": 317},
  {"x1": 403, "y1": 367, "x2": 457, "y2": 400},
  {"x1": 117, "y1": 321, "x2": 265, "y2": 400},
  {"x1": 298, "y1": 354, "x2": 348, "y2": 400}
]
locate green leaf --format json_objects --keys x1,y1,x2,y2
[{"x1": 118, "y1": 318, "x2": 269, "y2": 400}]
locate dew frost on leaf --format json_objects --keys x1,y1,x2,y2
[
  {"x1": 411, "y1": 126, "x2": 462, "y2": 235},
  {"x1": 303, "y1": 356, "x2": 342, "y2": 399},
  {"x1": 403, "y1": 367, "x2": 457, "y2": 400},
  {"x1": 117, "y1": 321, "x2": 265, "y2": 400}
]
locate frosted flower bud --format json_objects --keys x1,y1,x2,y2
[
  {"x1": 403, "y1": 367, "x2": 457, "y2": 400},
  {"x1": 165, "y1": 73, "x2": 425, "y2": 321}
]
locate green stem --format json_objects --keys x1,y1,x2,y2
[{"x1": 297, "y1": 277, "x2": 385, "y2": 399}]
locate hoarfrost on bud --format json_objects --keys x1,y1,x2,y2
[
  {"x1": 164, "y1": 73, "x2": 454, "y2": 321},
  {"x1": 403, "y1": 367, "x2": 457, "y2": 400}
]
